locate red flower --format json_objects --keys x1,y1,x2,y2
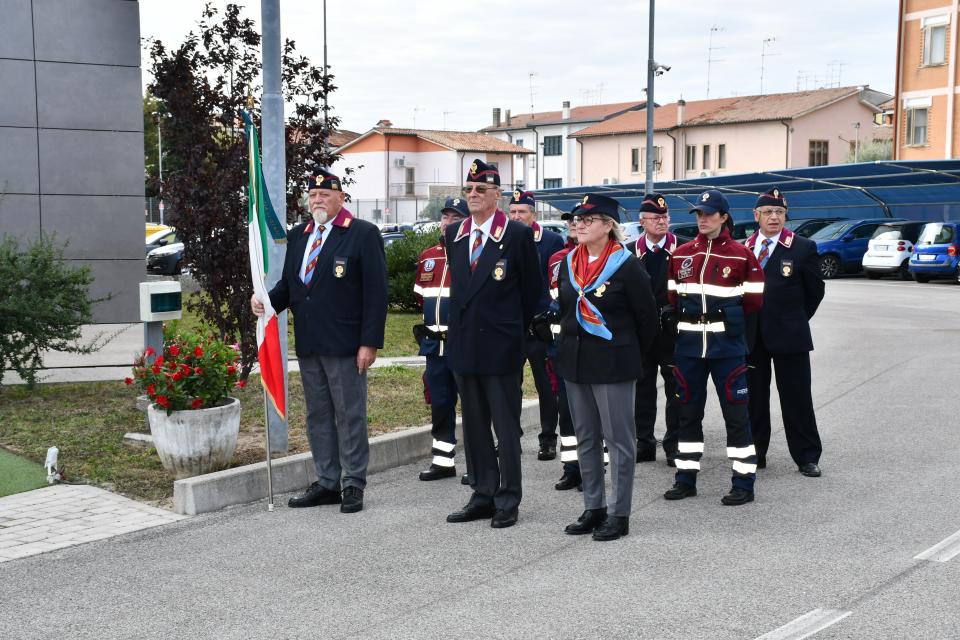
[
  {"x1": 172, "y1": 371, "x2": 183, "y2": 381},
  {"x1": 124, "y1": 377, "x2": 133, "y2": 385},
  {"x1": 180, "y1": 364, "x2": 192, "y2": 375},
  {"x1": 191, "y1": 398, "x2": 204, "y2": 409},
  {"x1": 155, "y1": 356, "x2": 164, "y2": 366},
  {"x1": 169, "y1": 345, "x2": 180, "y2": 356},
  {"x1": 194, "y1": 346, "x2": 204, "y2": 357},
  {"x1": 168, "y1": 361, "x2": 177, "y2": 370},
  {"x1": 147, "y1": 384, "x2": 156, "y2": 396},
  {"x1": 156, "y1": 395, "x2": 170, "y2": 408},
  {"x1": 151, "y1": 365, "x2": 161, "y2": 375},
  {"x1": 227, "y1": 365, "x2": 237, "y2": 375},
  {"x1": 144, "y1": 346, "x2": 155, "y2": 357},
  {"x1": 236, "y1": 380, "x2": 247, "y2": 389},
  {"x1": 194, "y1": 367, "x2": 203, "y2": 376}
]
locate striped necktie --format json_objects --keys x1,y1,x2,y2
[
  {"x1": 302, "y1": 224, "x2": 326, "y2": 285},
  {"x1": 757, "y1": 238, "x2": 772, "y2": 269},
  {"x1": 470, "y1": 229, "x2": 483, "y2": 272}
]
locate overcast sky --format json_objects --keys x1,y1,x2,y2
[{"x1": 139, "y1": 0, "x2": 899, "y2": 134}]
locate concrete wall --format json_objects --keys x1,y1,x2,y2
[{"x1": 0, "y1": 0, "x2": 144, "y2": 323}]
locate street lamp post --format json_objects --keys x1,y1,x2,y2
[
  {"x1": 644, "y1": 0, "x2": 656, "y2": 194},
  {"x1": 153, "y1": 111, "x2": 165, "y2": 225}
]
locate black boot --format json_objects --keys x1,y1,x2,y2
[
  {"x1": 287, "y1": 481, "x2": 341, "y2": 508},
  {"x1": 592, "y1": 515, "x2": 629, "y2": 541},
  {"x1": 419, "y1": 464, "x2": 456, "y2": 481},
  {"x1": 564, "y1": 508, "x2": 607, "y2": 535},
  {"x1": 554, "y1": 469, "x2": 582, "y2": 491}
]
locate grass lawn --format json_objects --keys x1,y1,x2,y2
[
  {"x1": 0, "y1": 366, "x2": 536, "y2": 506},
  {"x1": 0, "y1": 448, "x2": 48, "y2": 498},
  {"x1": 166, "y1": 292, "x2": 420, "y2": 358}
]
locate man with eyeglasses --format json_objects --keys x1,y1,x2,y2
[
  {"x1": 508, "y1": 190, "x2": 566, "y2": 463},
  {"x1": 444, "y1": 159, "x2": 541, "y2": 529},
  {"x1": 626, "y1": 194, "x2": 681, "y2": 466},
  {"x1": 744, "y1": 187, "x2": 825, "y2": 477}
]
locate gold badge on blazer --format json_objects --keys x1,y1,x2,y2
[
  {"x1": 333, "y1": 257, "x2": 347, "y2": 278},
  {"x1": 722, "y1": 266, "x2": 732, "y2": 279},
  {"x1": 780, "y1": 259, "x2": 794, "y2": 277},
  {"x1": 595, "y1": 282, "x2": 608, "y2": 298},
  {"x1": 492, "y1": 259, "x2": 507, "y2": 281}
]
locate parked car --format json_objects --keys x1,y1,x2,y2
[
  {"x1": 146, "y1": 241, "x2": 184, "y2": 275},
  {"x1": 621, "y1": 221, "x2": 643, "y2": 245},
  {"x1": 862, "y1": 221, "x2": 925, "y2": 280},
  {"x1": 382, "y1": 232, "x2": 407, "y2": 248},
  {"x1": 145, "y1": 227, "x2": 177, "y2": 254},
  {"x1": 668, "y1": 222, "x2": 698, "y2": 243},
  {"x1": 146, "y1": 223, "x2": 170, "y2": 239},
  {"x1": 730, "y1": 220, "x2": 759, "y2": 243},
  {"x1": 908, "y1": 220, "x2": 960, "y2": 283},
  {"x1": 784, "y1": 217, "x2": 843, "y2": 238},
  {"x1": 378, "y1": 223, "x2": 414, "y2": 234},
  {"x1": 539, "y1": 220, "x2": 569, "y2": 240},
  {"x1": 810, "y1": 218, "x2": 904, "y2": 279}
]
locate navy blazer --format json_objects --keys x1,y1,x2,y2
[
  {"x1": 444, "y1": 210, "x2": 542, "y2": 376},
  {"x1": 533, "y1": 224, "x2": 566, "y2": 314},
  {"x1": 269, "y1": 210, "x2": 388, "y2": 358},
  {"x1": 745, "y1": 229, "x2": 825, "y2": 354}
]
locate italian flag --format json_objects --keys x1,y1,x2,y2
[{"x1": 243, "y1": 110, "x2": 286, "y2": 420}]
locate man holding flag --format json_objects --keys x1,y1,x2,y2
[{"x1": 251, "y1": 168, "x2": 387, "y2": 514}]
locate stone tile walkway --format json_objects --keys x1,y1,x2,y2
[{"x1": 0, "y1": 484, "x2": 188, "y2": 562}]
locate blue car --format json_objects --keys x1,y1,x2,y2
[
  {"x1": 908, "y1": 221, "x2": 960, "y2": 284},
  {"x1": 810, "y1": 218, "x2": 905, "y2": 279}
]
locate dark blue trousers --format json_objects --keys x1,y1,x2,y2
[{"x1": 425, "y1": 354, "x2": 457, "y2": 467}]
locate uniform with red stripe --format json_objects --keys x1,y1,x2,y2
[
  {"x1": 663, "y1": 190, "x2": 764, "y2": 506},
  {"x1": 412, "y1": 197, "x2": 468, "y2": 480}
]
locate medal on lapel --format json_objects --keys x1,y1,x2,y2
[
  {"x1": 780, "y1": 259, "x2": 793, "y2": 277},
  {"x1": 493, "y1": 259, "x2": 507, "y2": 281},
  {"x1": 333, "y1": 257, "x2": 347, "y2": 278}
]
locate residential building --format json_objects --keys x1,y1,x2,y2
[
  {"x1": 0, "y1": 0, "x2": 144, "y2": 322},
  {"x1": 570, "y1": 87, "x2": 890, "y2": 186},
  {"x1": 331, "y1": 123, "x2": 532, "y2": 223},
  {"x1": 481, "y1": 100, "x2": 647, "y2": 190},
  {"x1": 894, "y1": 0, "x2": 960, "y2": 159}
]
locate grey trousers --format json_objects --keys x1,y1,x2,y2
[
  {"x1": 566, "y1": 379, "x2": 638, "y2": 517},
  {"x1": 299, "y1": 355, "x2": 370, "y2": 491}
]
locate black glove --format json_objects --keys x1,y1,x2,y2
[{"x1": 530, "y1": 310, "x2": 557, "y2": 343}]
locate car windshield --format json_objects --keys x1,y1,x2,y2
[
  {"x1": 918, "y1": 223, "x2": 955, "y2": 245},
  {"x1": 872, "y1": 225, "x2": 902, "y2": 241},
  {"x1": 146, "y1": 229, "x2": 174, "y2": 244},
  {"x1": 810, "y1": 221, "x2": 855, "y2": 240}
]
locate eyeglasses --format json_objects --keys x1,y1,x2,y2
[
  {"x1": 642, "y1": 215, "x2": 669, "y2": 222},
  {"x1": 571, "y1": 216, "x2": 601, "y2": 227},
  {"x1": 756, "y1": 208, "x2": 786, "y2": 217},
  {"x1": 461, "y1": 185, "x2": 496, "y2": 195}
]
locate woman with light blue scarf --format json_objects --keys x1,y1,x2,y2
[{"x1": 554, "y1": 194, "x2": 659, "y2": 541}]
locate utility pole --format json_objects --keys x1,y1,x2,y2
[
  {"x1": 854, "y1": 122, "x2": 861, "y2": 162},
  {"x1": 322, "y1": 0, "x2": 330, "y2": 158},
  {"x1": 412, "y1": 106, "x2": 424, "y2": 128},
  {"x1": 153, "y1": 110, "x2": 164, "y2": 225},
  {"x1": 528, "y1": 72, "x2": 538, "y2": 118},
  {"x1": 760, "y1": 37, "x2": 777, "y2": 95},
  {"x1": 706, "y1": 25, "x2": 724, "y2": 99},
  {"x1": 260, "y1": 0, "x2": 289, "y2": 453},
  {"x1": 645, "y1": 0, "x2": 656, "y2": 194}
]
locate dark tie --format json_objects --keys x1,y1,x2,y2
[{"x1": 302, "y1": 224, "x2": 326, "y2": 285}]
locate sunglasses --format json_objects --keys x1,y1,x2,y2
[{"x1": 461, "y1": 185, "x2": 496, "y2": 195}]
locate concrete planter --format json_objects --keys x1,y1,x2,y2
[{"x1": 147, "y1": 398, "x2": 241, "y2": 479}]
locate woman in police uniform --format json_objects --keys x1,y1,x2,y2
[{"x1": 554, "y1": 194, "x2": 658, "y2": 541}]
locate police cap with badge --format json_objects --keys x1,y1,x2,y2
[
  {"x1": 755, "y1": 186, "x2": 788, "y2": 211},
  {"x1": 691, "y1": 189, "x2": 733, "y2": 230},
  {"x1": 640, "y1": 193, "x2": 669, "y2": 215},
  {"x1": 307, "y1": 168, "x2": 342, "y2": 191},
  {"x1": 511, "y1": 189, "x2": 536, "y2": 208},
  {"x1": 562, "y1": 193, "x2": 622, "y2": 222},
  {"x1": 441, "y1": 196, "x2": 470, "y2": 218},
  {"x1": 465, "y1": 158, "x2": 500, "y2": 185}
]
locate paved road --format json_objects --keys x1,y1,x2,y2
[{"x1": 1, "y1": 279, "x2": 959, "y2": 640}]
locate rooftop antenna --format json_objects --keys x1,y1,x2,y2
[
  {"x1": 528, "y1": 71, "x2": 538, "y2": 119},
  {"x1": 412, "y1": 105, "x2": 424, "y2": 128},
  {"x1": 760, "y1": 37, "x2": 778, "y2": 95},
  {"x1": 596, "y1": 82, "x2": 605, "y2": 104},
  {"x1": 706, "y1": 25, "x2": 725, "y2": 99},
  {"x1": 442, "y1": 110, "x2": 454, "y2": 130}
]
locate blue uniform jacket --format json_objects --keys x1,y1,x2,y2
[{"x1": 268, "y1": 209, "x2": 388, "y2": 358}]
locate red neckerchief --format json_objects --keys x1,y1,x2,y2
[{"x1": 571, "y1": 240, "x2": 622, "y2": 322}]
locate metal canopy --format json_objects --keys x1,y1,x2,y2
[{"x1": 532, "y1": 160, "x2": 960, "y2": 222}]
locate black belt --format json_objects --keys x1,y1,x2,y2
[{"x1": 678, "y1": 310, "x2": 724, "y2": 324}]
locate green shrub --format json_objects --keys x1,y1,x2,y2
[
  {"x1": 0, "y1": 234, "x2": 103, "y2": 388},
  {"x1": 385, "y1": 230, "x2": 442, "y2": 311}
]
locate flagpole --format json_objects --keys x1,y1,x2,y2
[{"x1": 262, "y1": 367, "x2": 275, "y2": 511}]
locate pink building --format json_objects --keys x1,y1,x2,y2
[{"x1": 570, "y1": 87, "x2": 891, "y2": 186}]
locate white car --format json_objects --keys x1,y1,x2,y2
[
  {"x1": 621, "y1": 221, "x2": 643, "y2": 245},
  {"x1": 539, "y1": 220, "x2": 569, "y2": 240},
  {"x1": 862, "y1": 221, "x2": 926, "y2": 280}
]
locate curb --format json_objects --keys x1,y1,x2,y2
[{"x1": 173, "y1": 399, "x2": 540, "y2": 515}]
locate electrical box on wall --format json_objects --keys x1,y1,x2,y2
[{"x1": 139, "y1": 281, "x2": 183, "y2": 322}]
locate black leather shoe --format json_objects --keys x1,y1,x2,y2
[
  {"x1": 721, "y1": 487, "x2": 754, "y2": 506},
  {"x1": 592, "y1": 515, "x2": 629, "y2": 541},
  {"x1": 537, "y1": 444, "x2": 557, "y2": 461},
  {"x1": 799, "y1": 462, "x2": 822, "y2": 477},
  {"x1": 564, "y1": 508, "x2": 607, "y2": 535},
  {"x1": 636, "y1": 448, "x2": 657, "y2": 463},
  {"x1": 419, "y1": 464, "x2": 456, "y2": 481},
  {"x1": 447, "y1": 501, "x2": 495, "y2": 523},
  {"x1": 664, "y1": 482, "x2": 697, "y2": 500},
  {"x1": 340, "y1": 486, "x2": 364, "y2": 513},
  {"x1": 757, "y1": 456, "x2": 767, "y2": 469},
  {"x1": 461, "y1": 474, "x2": 470, "y2": 485},
  {"x1": 288, "y1": 481, "x2": 341, "y2": 508},
  {"x1": 554, "y1": 469, "x2": 582, "y2": 491},
  {"x1": 491, "y1": 508, "x2": 518, "y2": 528}
]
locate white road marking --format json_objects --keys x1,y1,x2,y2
[
  {"x1": 755, "y1": 608, "x2": 852, "y2": 640},
  {"x1": 914, "y1": 529, "x2": 960, "y2": 563}
]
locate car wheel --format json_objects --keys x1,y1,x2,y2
[
  {"x1": 913, "y1": 273, "x2": 931, "y2": 284},
  {"x1": 819, "y1": 254, "x2": 840, "y2": 279},
  {"x1": 174, "y1": 260, "x2": 183, "y2": 275},
  {"x1": 897, "y1": 262, "x2": 911, "y2": 281},
  {"x1": 865, "y1": 271, "x2": 882, "y2": 280}
]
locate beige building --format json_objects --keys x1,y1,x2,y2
[
  {"x1": 570, "y1": 87, "x2": 890, "y2": 186},
  {"x1": 894, "y1": 0, "x2": 960, "y2": 159}
]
